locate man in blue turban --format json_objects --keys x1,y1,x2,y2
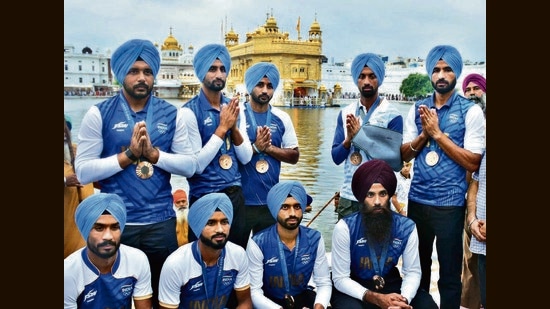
[
  {"x1": 425, "y1": 44, "x2": 463, "y2": 80},
  {"x1": 187, "y1": 192, "x2": 234, "y2": 239},
  {"x1": 180, "y1": 43, "x2": 253, "y2": 248},
  {"x1": 158, "y1": 192, "x2": 253, "y2": 308},
  {"x1": 239, "y1": 62, "x2": 300, "y2": 248},
  {"x1": 193, "y1": 43, "x2": 232, "y2": 83},
  {"x1": 247, "y1": 180, "x2": 332, "y2": 308},
  {"x1": 331, "y1": 52, "x2": 403, "y2": 219},
  {"x1": 111, "y1": 39, "x2": 160, "y2": 85},
  {"x1": 401, "y1": 44, "x2": 485, "y2": 308},
  {"x1": 244, "y1": 62, "x2": 280, "y2": 95},
  {"x1": 75, "y1": 38, "x2": 199, "y2": 309},
  {"x1": 351, "y1": 53, "x2": 385, "y2": 87},
  {"x1": 65, "y1": 192, "x2": 154, "y2": 309}
]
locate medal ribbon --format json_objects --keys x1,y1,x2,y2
[
  {"x1": 119, "y1": 96, "x2": 155, "y2": 175},
  {"x1": 276, "y1": 232, "x2": 300, "y2": 295},
  {"x1": 426, "y1": 104, "x2": 450, "y2": 152},
  {"x1": 245, "y1": 103, "x2": 272, "y2": 161},
  {"x1": 208, "y1": 111, "x2": 231, "y2": 155},
  {"x1": 366, "y1": 236, "x2": 389, "y2": 285},
  {"x1": 193, "y1": 241, "x2": 225, "y2": 309}
]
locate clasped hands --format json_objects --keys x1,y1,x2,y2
[{"x1": 128, "y1": 121, "x2": 159, "y2": 163}]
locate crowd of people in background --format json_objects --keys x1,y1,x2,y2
[{"x1": 65, "y1": 39, "x2": 486, "y2": 309}]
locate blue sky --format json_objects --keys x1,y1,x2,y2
[{"x1": 64, "y1": 0, "x2": 486, "y2": 63}]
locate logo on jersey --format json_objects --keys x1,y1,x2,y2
[
  {"x1": 121, "y1": 284, "x2": 133, "y2": 297},
  {"x1": 83, "y1": 289, "x2": 97, "y2": 303},
  {"x1": 157, "y1": 122, "x2": 168, "y2": 134},
  {"x1": 112, "y1": 121, "x2": 129, "y2": 131}
]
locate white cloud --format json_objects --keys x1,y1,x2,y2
[{"x1": 64, "y1": 0, "x2": 486, "y2": 62}]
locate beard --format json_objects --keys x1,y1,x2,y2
[
  {"x1": 199, "y1": 233, "x2": 228, "y2": 250},
  {"x1": 204, "y1": 78, "x2": 226, "y2": 92},
  {"x1": 360, "y1": 86, "x2": 377, "y2": 99},
  {"x1": 123, "y1": 82, "x2": 153, "y2": 100},
  {"x1": 432, "y1": 78, "x2": 457, "y2": 95},
  {"x1": 88, "y1": 240, "x2": 120, "y2": 259},
  {"x1": 250, "y1": 92, "x2": 272, "y2": 105},
  {"x1": 361, "y1": 202, "x2": 393, "y2": 243},
  {"x1": 176, "y1": 207, "x2": 188, "y2": 224},
  {"x1": 277, "y1": 215, "x2": 302, "y2": 231}
]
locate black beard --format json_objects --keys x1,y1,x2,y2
[
  {"x1": 432, "y1": 78, "x2": 457, "y2": 95},
  {"x1": 360, "y1": 87, "x2": 377, "y2": 99},
  {"x1": 123, "y1": 82, "x2": 153, "y2": 100},
  {"x1": 361, "y1": 203, "x2": 393, "y2": 243},
  {"x1": 277, "y1": 215, "x2": 301, "y2": 230},
  {"x1": 88, "y1": 240, "x2": 120, "y2": 259},
  {"x1": 250, "y1": 92, "x2": 272, "y2": 105},
  {"x1": 204, "y1": 78, "x2": 226, "y2": 92},
  {"x1": 199, "y1": 233, "x2": 227, "y2": 250}
]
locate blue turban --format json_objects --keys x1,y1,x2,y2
[
  {"x1": 245, "y1": 62, "x2": 280, "y2": 94},
  {"x1": 188, "y1": 193, "x2": 233, "y2": 238},
  {"x1": 351, "y1": 159, "x2": 397, "y2": 203},
  {"x1": 426, "y1": 45, "x2": 463, "y2": 79},
  {"x1": 75, "y1": 193, "x2": 127, "y2": 241},
  {"x1": 351, "y1": 53, "x2": 385, "y2": 86},
  {"x1": 193, "y1": 44, "x2": 231, "y2": 83},
  {"x1": 266, "y1": 180, "x2": 307, "y2": 219},
  {"x1": 111, "y1": 39, "x2": 160, "y2": 84}
]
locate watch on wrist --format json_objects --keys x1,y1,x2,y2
[{"x1": 125, "y1": 148, "x2": 138, "y2": 161}]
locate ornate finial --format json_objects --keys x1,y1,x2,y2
[
  {"x1": 271, "y1": 8, "x2": 273, "y2": 17},
  {"x1": 169, "y1": 26, "x2": 173, "y2": 35}
]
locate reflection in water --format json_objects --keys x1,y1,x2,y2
[{"x1": 64, "y1": 97, "x2": 412, "y2": 251}]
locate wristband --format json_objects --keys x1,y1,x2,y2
[
  {"x1": 64, "y1": 176, "x2": 67, "y2": 186},
  {"x1": 125, "y1": 148, "x2": 138, "y2": 162},
  {"x1": 252, "y1": 143, "x2": 262, "y2": 154},
  {"x1": 409, "y1": 141, "x2": 418, "y2": 152}
]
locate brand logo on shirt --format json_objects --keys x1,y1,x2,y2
[
  {"x1": 190, "y1": 280, "x2": 204, "y2": 291},
  {"x1": 121, "y1": 284, "x2": 133, "y2": 297},
  {"x1": 83, "y1": 289, "x2": 97, "y2": 303},
  {"x1": 265, "y1": 256, "x2": 279, "y2": 266},
  {"x1": 356, "y1": 237, "x2": 367, "y2": 246},
  {"x1": 112, "y1": 121, "x2": 129, "y2": 131},
  {"x1": 204, "y1": 116, "x2": 213, "y2": 126}
]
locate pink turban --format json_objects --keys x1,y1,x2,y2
[
  {"x1": 462, "y1": 73, "x2": 486, "y2": 93},
  {"x1": 351, "y1": 159, "x2": 397, "y2": 203}
]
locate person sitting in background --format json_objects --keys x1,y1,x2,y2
[
  {"x1": 158, "y1": 193, "x2": 252, "y2": 309},
  {"x1": 64, "y1": 114, "x2": 95, "y2": 259},
  {"x1": 247, "y1": 180, "x2": 332, "y2": 309},
  {"x1": 173, "y1": 189, "x2": 189, "y2": 247},
  {"x1": 391, "y1": 160, "x2": 413, "y2": 216},
  {"x1": 64, "y1": 193, "x2": 153, "y2": 309},
  {"x1": 305, "y1": 194, "x2": 313, "y2": 213},
  {"x1": 330, "y1": 159, "x2": 437, "y2": 309}
]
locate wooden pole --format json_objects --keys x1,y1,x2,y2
[{"x1": 306, "y1": 191, "x2": 338, "y2": 227}]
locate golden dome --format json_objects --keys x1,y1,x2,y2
[
  {"x1": 310, "y1": 20, "x2": 321, "y2": 31},
  {"x1": 161, "y1": 28, "x2": 183, "y2": 51}
]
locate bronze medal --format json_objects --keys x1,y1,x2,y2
[
  {"x1": 136, "y1": 161, "x2": 154, "y2": 179},
  {"x1": 425, "y1": 151, "x2": 439, "y2": 166},
  {"x1": 255, "y1": 159, "x2": 269, "y2": 173},
  {"x1": 373, "y1": 274, "x2": 385, "y2": 290},
  {"x1": 219, "y1": 154, "x2": 233, "y2": 169},
  {"x1": 350, "y1": 151, "x2": 362, "y2": 165}
]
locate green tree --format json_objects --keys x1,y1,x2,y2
[{"x1": 399, "y1": 73, "x2": 432, "y2": 100}]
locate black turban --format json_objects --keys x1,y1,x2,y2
[{"x1": 352, "y1": 159, "x2": 397, "y2": 203}]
